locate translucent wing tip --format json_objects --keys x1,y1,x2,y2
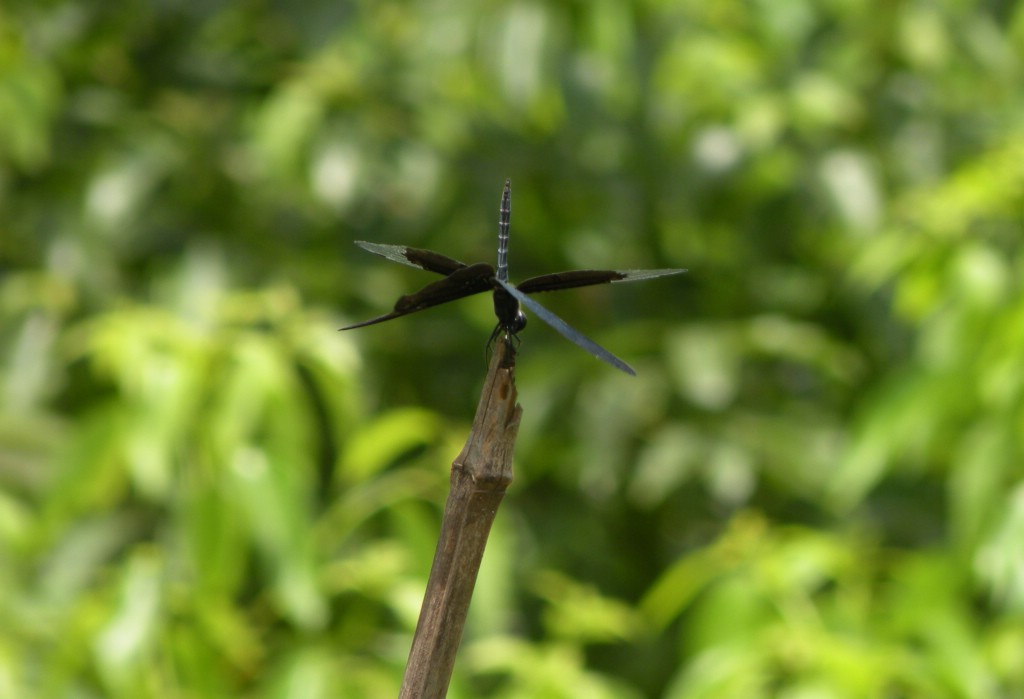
[
  {"x1": 611, "y1": 268, "x2": 688, "y2": 282},
  {"x1": 354, "y1": 240, "x2": 400, "y2": 255}
]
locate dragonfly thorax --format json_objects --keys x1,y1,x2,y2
[{"x1": 492, "y1": 286, "x2": 526, "y2": 335}]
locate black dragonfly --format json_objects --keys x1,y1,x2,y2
[{"x1": 340, "y1": 179, "x2": 685, "y2": 375}]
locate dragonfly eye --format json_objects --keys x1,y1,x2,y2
[{"x1": 509, "y1": 310, "x2": 527, "y2": 334}]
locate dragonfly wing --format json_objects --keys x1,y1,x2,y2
[
  {"x1": 495, "y1": 279, "x2": 636, "y2": 376},
  {"x1": 610, "y1": 268, "x2": 688, "y2": 283},
  {"x1": 338, "y1": 310, "x2": 410, "y2": 331},
  {"x1": 340, "y1": 263, "x2": 495, "y2": 330},
  {"x1": 354, "y1": 241, "x2": 467, "y2": 276},
  {"x1": 517, "y1": 268, "x2": 686, "y2": 294}
]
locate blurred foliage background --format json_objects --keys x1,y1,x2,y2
[{"x1": 2, "y1": 0, "x2": 1024, "y2": 697}]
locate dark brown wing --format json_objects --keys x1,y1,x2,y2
[
  {"x1": 340, "y1": 262, "x2": 496, "y2": 330},
  {"x1": 497, "y1": 278, "x2": 636, "y2": 375},
  {"x1": 354, "y1": 241, "x2": 466, "y2": 276},
  {"x1": 516, "y1": 268, "x2": 685, "y2": 294}
]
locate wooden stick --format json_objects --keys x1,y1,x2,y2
[{"x1": 398, "y1": 340, "x2": 521, "y2": 698}]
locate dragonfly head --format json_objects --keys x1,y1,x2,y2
[{"x1": 508, "y1": 309, "x2": 526, "y2": 334}]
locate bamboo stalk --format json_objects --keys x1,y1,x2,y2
[{"x1": 398, "y1": 339, "x2": 521, "y2": 698}]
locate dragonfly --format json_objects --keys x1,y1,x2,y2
[{"x1": 340, "y1": 179, "x2": 685, "y2": 375}]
